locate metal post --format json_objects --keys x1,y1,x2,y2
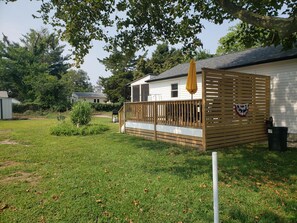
[{"x1": 212, "y1": 152, "x2": 219, "y2": 223}]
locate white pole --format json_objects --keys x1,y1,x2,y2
[{"x1": 212, "y1": 152, "x2": 219, "y2": 223}]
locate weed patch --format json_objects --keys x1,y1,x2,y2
[{"x1": 50, "y1": 122, "x2": 109, "y2": 136}]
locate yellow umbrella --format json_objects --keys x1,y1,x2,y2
[{"x1": 186, "y1": 59, "x2": 197, "y2": 99}]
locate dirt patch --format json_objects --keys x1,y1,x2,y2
[
  {"x1": 0, "y1": 139, "x2": 19, "y2": 145},
  {"x1": 0, "y1": 130, "x2": 12, "y2": 133},
  {"x1": 0, "y1": 161, "x2": 21, "y2": 169},
  {"x1": 93, "y1": 114, "x2": 111, "y2": 118},
  {"x1": 0, "y1": 171, "x2": 41, "y2": 185}
]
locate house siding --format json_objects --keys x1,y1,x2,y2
[
  {"x1": 149, "y1": 75, "x2": 202, "y2": 101},
  {"x1": 232, "y1": 58, "x2": 297, "y2": 133}
]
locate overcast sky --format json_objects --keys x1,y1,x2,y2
[{"x1": 0, "y1": 0, "x2": 236, "y2": 85}]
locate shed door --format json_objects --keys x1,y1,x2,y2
[
  {"x1": 141, "y1": 84, "x2": 149, "y2": 101},
  {"x1": 132, "y1": 85, "x2": 140, "y2": 102}
]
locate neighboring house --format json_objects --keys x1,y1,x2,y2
[
  {"x1": 71, "y1": 92, "x2": 107, "y2": 103},
  {"x1": 130, "y1": 45, "x2": 296, "y2": 134},
  {"x1": 0, "y1": 91, "x2": 12, "y2": 120}
]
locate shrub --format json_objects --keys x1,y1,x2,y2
[
  {"x1": 50, "y1": 122, "x2": 109, "y2": 136},
  {"x1": 70, "y1": 101, "x2": 92, "y2": 127},
  {"x1": 13, "y1": 102, "x2": 70, "y2": 113},
  {"x1": 13, "y1": 102, "x2": 43, "y2": 113},
  {"x1": 91, "y1": 103, "x2": 122, "y2": 112}
]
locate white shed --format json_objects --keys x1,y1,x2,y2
[{"x1": 0, "y1": 91, "x2": 12, "y2": 120}]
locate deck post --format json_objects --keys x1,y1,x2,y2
[
  {"x1": 202, "y1": 69, "x2": 207, "y2": 150},
  {"x1": 212, "y1": 152, "x2": 219, "y2": 223},
  {"x1": 154, "y1": 102, "x2": 157, "y2": 141},
  {"x1": 124, "y1": 103, "x2": 126, "y2": 133}
]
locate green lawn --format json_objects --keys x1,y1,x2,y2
[{"x1": 0, "y1": 117, "x2": 296, "y2": 223}]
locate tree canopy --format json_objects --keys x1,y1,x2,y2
[
  {"x1": 0, "y1": 28, "x2": 92, "y2": 110},
  {"x1": 3, "y1": 0, "x2": 296, "y2": 64},
  {"x1": 216, "y1": 23, "x2": 263, "y2": 55}
]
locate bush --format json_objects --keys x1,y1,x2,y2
[
  {"x1": 13, "y1": 102, "x2": 43, "y2": 113},
  {"x1": 50, "y1": 122, "x2": 109, "y2": 136},
  {"x1": 91, "y1": 103, "x2": 122, "y2": 112},
  {"x1": 13, "y1": 102, "x2": 70, "y2": 113},
  {"x1": 70, "y1": 101, "x2": 92, "y2": 127}
]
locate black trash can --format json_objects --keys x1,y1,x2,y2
[
  {"x1": 112, "y1": 109, "x2": 118, "y2": 123},
  {"x1": 267, "y1": 127, "x2": 288, "y2": 151}
]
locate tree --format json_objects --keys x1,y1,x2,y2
[
  {"x1": 0, "y1": 28, "x2": 90, "y2": 110},
  {"x1": 98, "y1": 47, "x2": 135, "y2": 103},
  {"x1": 61, "y1": 69, "x2": 93, "y2": 93},
  {"x1": 4, "y1": 0, "x2": 296, "y2": 64},
  {"x1": 0, "y1": 29, "x2": 70, "y2": 102},
  {"x1": 146, "y1": 44, "x2": 186, "y2": 75},
  {"x1": 216, "y1": 23, "x2": 268, "y2": 55}
]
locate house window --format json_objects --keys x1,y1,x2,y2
[
  {"x1": 132, "y1": 85, "x2": 140, "y2": 102},
  {"x1": 94, "y1": 99, "x2": 96, "y2": 103},
  {"x1": 97, "y1": 99, "x2": 100, "y2": 103},
  {"x1": 171, "y1": 83, "x2": 178, "y2": 98}
]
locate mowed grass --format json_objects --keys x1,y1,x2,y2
[{"x1": 0, "y1": 117, "x2": 296, "y2": 223}]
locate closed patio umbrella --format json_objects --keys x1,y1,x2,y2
[{"x1": 186, "y1": 59, "x2": 197, "y2": 99}]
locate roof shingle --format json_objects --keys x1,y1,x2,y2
[{"x1": 148, "y1": 45, "x2": 297, "y2": 82}]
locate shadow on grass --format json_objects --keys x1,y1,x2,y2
[
  {"x1": 227, "y1": 207, "x2": 286, "y2": 223},
  {"x1": 110, "y1": 133, "x2": 212, "y2": 178},
  {"x1": 112, "y1": 133, "x2": 297, "y2": 185},
  {"x1": 109, "y1": 132, "x2": 297, "y2": 222},
  {"x1": 218, "y1": 144, "x2": 297, "y2": 187}
]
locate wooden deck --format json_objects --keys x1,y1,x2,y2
[{"x1": 119, "y1": 68, "x2": 270, "y2": 150}]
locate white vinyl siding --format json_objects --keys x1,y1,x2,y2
[
  {"x1": 232, "y1": 58, "x2": 297, "y2": 133},
  {"x1": 149, "y1": 75, "x2": 202, "y2": 101}
]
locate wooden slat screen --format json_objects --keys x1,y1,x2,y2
[{"x1": 202, "y1": 68, "x2": 270, "y2": 149}]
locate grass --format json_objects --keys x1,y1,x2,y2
[{"x1": 0, "y1": 116, "x2": 296, "y2": 223}]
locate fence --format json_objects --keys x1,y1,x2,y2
[
  {"x1": 202, "y1": 68, "x2": 270, "y2": 149},
  {"x1": 124, "y1": 100, "x2": 202, "y2": 128}
]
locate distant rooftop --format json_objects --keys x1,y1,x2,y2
[
  {"x1": 0, "y1": 91, "x2": 8, "y2": 98},
  {"x1": 148, "y1": 45, "x2": 297, "y2": 82},
  {"x1": 73, "y1": 92, "x2": 106, "y2": 98}
]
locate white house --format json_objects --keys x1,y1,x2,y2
[
  {"x1": 131, "y1": 46, "x2": 297, "y2": 134},
  {"x1": 0, "y1": 91, "x2": 12, "y2": 120},
  {"x1": 71, "y1": 92, "x2": 107, "y2": 103}
]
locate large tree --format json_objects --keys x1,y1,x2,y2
[
  {"x1": 3, "y1": 0, "x2": 296, "y2": 64},
  {"x1": 216, "y1": 23, "x2": 263, "y2": 55},
  {"x1": 0, "y1": 29, "x2": 91, "y2": 110},
  {"x1": 0, "y1": 29, "x2": 70, "y2": 103},
  {"x1": 99, "y1": 47, "x2": 136, "y2": 103},
  {"x1": 61, "y1": 69, "x2": 93, "y2": 93}
]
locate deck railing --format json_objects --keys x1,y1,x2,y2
[{"x1": 124, "y1": 99, "x2": 202, "y2": 128}]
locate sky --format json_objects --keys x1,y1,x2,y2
[{"x1": 0, "y1": 0, "x2": 236, "y2": 86}]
